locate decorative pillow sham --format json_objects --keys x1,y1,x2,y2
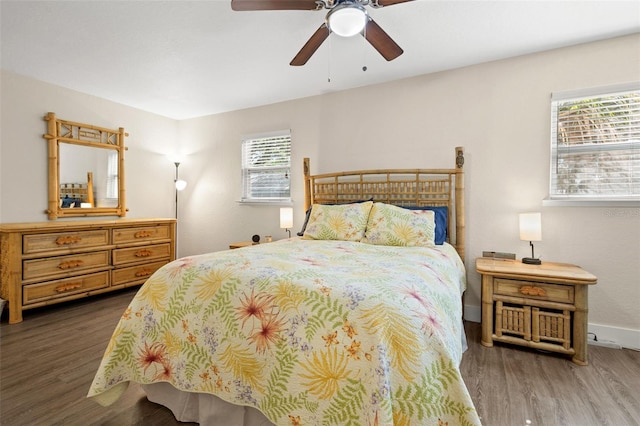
[
  {"x1": 297, "y1": 198, "x2": 374, "y2": 236},
  {"x1": 401, "y1": 205, "x2": 448, "y2": 245},
  {"x1": 363, "y1": 202, "x2": 436, "y2": 247},
  {"x1": 302, "y1": 201, "x2": 373, "y2": 242}
]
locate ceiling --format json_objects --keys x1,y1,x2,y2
[{"x1": 2, "y1": 1, "x2": 639, "y2": 120}]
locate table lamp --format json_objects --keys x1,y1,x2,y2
[
  {"x1": 520, "y1": 212, "x2": 542, "y2": 265},
  {"x1": 280, "y1": 207, "x2": 293, "y2": 238}
]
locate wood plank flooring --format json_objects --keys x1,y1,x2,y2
[{"x1": 1, "y1": 288, "x2": 639, "y2": 425}]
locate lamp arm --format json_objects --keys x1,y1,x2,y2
[{"x1": 530, "y1": 240, "x2": 535, "y2": 259}]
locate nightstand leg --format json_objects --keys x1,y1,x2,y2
[
  {"x1": 481, "y1": 274, "x2": 494, "y2": 347},
  {"x1": 572, "y1": 285, "x2": 589, "y2": 365}
]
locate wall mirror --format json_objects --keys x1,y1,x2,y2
[{"x1": 43, "y1": 112, "x2": 127, "y2": 220}]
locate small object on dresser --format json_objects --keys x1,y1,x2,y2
[
  {"x1": 252, "y1": 234, "x2": 260, "y2": 244},
  {"x1": 265, "y1": 235, "x2": 272, "y2": 243}
]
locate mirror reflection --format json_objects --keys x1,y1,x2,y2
[{"x1": 59, "y1": 144, "x2": 119, "y2": 209}]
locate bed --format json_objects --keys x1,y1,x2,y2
[{"x1": 88, "y1": 147, "x2": 481, "y2": 425}]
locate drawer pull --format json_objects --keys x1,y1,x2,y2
[
  {"x1": 520, "y1": 285, "x2": 546, "y2": 297},
  {"x1": 56, "y1": 236, "x2": 82, "y2": 245},
  {"x1": 135, "y1": 268, "x2": 153, "y2": 277},
  {"x1": 55, "y1": 282, "x2": 82, "y2": 293},
  {"x1": 134, "y1": 231, "x2": 152, "y2": 238},
  {"x1": 58, "y1": 259, "x2": 85, "y2": 269},
  {"x1": 135, "y1": 249, "x2": 153, "y2": 257}
]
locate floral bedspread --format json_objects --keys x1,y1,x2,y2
[{"x1": 88, "y1": 238, "x2": 480, "y2": 425}]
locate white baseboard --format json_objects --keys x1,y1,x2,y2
[
  {"x1": 588, "y1": 323, "x2": 640, "y2": 351},
  {"x1": 463, "y1": 305, "x2": 640, "y2": 350}
]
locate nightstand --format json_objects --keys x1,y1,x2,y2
[
  {"x1": 229, "y1": 241, "x2": 258, "y2": 249},
  {"x1": 476, "y1": 258, "x2": 597, "y2": 365}
]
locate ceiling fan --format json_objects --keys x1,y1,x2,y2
[{"x1": 231, "y1": 0, "x2": 414, "y2": 66}]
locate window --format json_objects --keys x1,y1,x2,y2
[
  {"x1": 241, "y1": 130, "x2": 291, "y2": 203},
  {"x1": 106, "y1": 150, "x2": 118, "y2": 200},
  {"x1": 549, "y1": 82, "x2": 640, "y2": 202}
]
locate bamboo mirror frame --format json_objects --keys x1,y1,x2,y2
[{"x1": 43, "y1": 112, "x2": 127, "y2": 220}]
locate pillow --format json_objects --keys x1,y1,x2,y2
[
  {"x1": 297, "y1": 198, "x2": 374, "y2": 236},
  {"x1": 363, "y1": 202, "x2": 436, "y2": 247},
  {"x1": 401, "y1": 206, "x2": 448, "y2": 245},
  {"x1": 61, "y1": 197, "x2": 82, "y2": 208},
  {"x1": 302, "y1": 201, "x2": 373, "y2": 242}
]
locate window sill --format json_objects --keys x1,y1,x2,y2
[
  {"x1": 237, "y1": 200, "x2": 293, "y2": 207},
  {"x1": 543, "y1": 199, "x2": 640, "y2": 208}
]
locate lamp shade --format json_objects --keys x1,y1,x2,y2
[
  {"x1": 519, "y1": 213, "x2": 542, "y2": 241},
  {"x1": 175, "y1": 179, "x2": 187, "y2": 191},
  {"x1": 327, "y1": 4, "x2": 367, "y2": 37},
  {"x1": 280, "y1": 207, "x2": 294, "y2": 229}
]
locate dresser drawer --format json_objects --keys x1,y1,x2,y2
[
  {"x1": 112, "y1": 260, "x2": 169, "y2": 286},
  {"x1": 112, "y1": 243, "x2": 172, "y2": 266},
  {"x1": 22, "y1": 251, "x2": 111, "y2": 282},
  {"x1": 494, "y1": 278, "x2": 574, "y2": 304},
  {"x1": 23, "y1": 230, "x2": 109, "y2": 255},
  {"x1": 23, "y1": 271, "x2": 110, "y2": 305},
  {"x1": 112, "y1": 225, "x2": 172, "y2": 245}
]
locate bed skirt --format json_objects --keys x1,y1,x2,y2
[{"x1": 142, "y1": 382, "x2": 274, "y2": 426}]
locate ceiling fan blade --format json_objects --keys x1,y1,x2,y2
[
  {"x1": 231, "y1": 0, "x2": 321, "y2": 11},
  {"x1": 375, "y1": 0, "x2": 414, "y2": 6},
  {"x1": 290, "y1": 24, "x2": 330, "y2": 66},
  {"x1": 364, "y1": 18, "x2": 403, "y2": 61}
]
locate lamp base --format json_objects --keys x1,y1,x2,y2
[{"x1": 522, "y1": 257, "x2": 541, "y2": 265}]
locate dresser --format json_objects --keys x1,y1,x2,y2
[
  {"x1": 476, "y1": 258, "x2": 597, "y2": 365},
  {"x1": 0, "y1": 218, "x2": 176, "y2": 323}
]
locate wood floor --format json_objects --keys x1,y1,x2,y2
[{"x1": 1, "y1": 288, "x2": 639, "y2": 426}]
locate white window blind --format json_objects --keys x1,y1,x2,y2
[
  {"x1": 241, "y1": 131, "x2": 291, "y2": 202},
  {"x1": 549, "y1": 82, "x2": 640, "y2": 201}
]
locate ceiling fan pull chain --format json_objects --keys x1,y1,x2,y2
[
  {"x1": 327, "y1": 35, "x2": 332, "y2": 83},
  {"x1": 362, "y1": 22, "x2": 368, "y2": 72}
]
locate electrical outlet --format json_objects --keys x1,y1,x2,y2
[{"x1": 482, "y1": 251, "x2": 516, "y2": 260}]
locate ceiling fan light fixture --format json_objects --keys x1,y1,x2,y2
[{"x1": 327, "y1": 4, "x2": 367, "y2": 37}]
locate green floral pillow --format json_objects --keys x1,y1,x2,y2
[
  {"x1": 363, "y1": 202, "x2": 436, "y2": 246},
  {"x1": 303, "y1": 201, "x2": 373, "y2": 241}
]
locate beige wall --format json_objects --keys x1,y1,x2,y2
[
  {"x1": 0, "y1": 71, "x2": 179, "y2": 222},
  {"x1": 1, "y1": 34, "x2": 638, "y2": 347}
]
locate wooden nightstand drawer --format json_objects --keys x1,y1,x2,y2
[
  {"x1": 112, "y1": 243, "x2": 172, "y2": 265},
  {"x1": 22, "y1": 250, "x2": 111, "y2": 282},
  {"x1": 112, "y1": 225, "x2": 172, "y2": 245},
  {"x1": 23, "y1": 271, "x2": 110, "y2": 305},
  {"x1": 494, "y1": 278, "x2": 574, "y2": 304},
  {"x1": 23, "y1": 230, "x2": 109, "y2": 255}
]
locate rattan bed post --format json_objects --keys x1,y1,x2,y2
[
  {"x1": 303, "y1": 158, "x2": 311, "y2": 211},
  {"x1": 454, "y1": 147, "x2": 465, "y2": 259}
]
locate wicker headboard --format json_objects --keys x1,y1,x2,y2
[{"x1": 303, "y1": 147, "x2": 465, "y2": 258}]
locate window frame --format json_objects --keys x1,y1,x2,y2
[
  {"x1": 240, "y1": 130, "x2": 292, "y2": 205},
  {"x1": 546, "y1": 82, "x2": 640, "y2": 206}
]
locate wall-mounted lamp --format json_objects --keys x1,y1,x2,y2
[
  {"x1": 280, "y1": 207, "x2": 293, "y2": 238},
  {"x1": 519, "y1": 212, "x2": 542, "y2": 265}
]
